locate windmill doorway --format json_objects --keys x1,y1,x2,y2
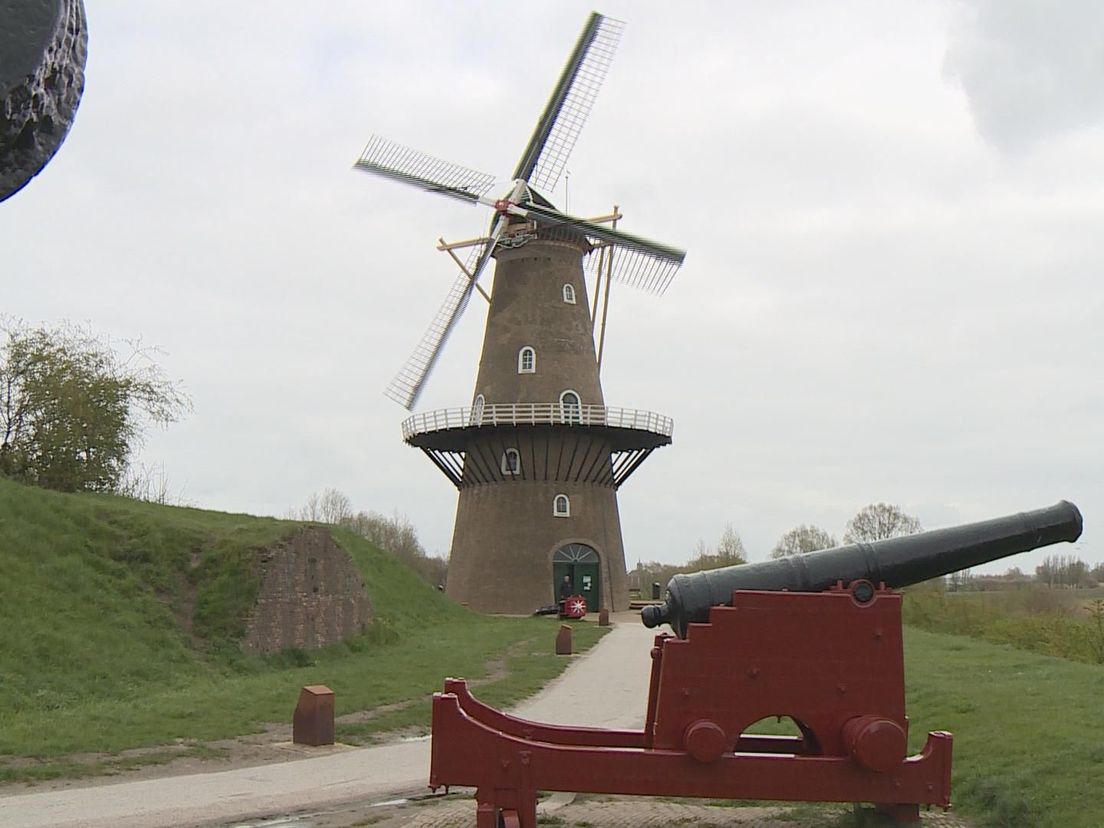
[{"x1": 553, "y1": 543, "x2": 601, "y2": 611}]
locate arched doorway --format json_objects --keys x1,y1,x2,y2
[
  {"x1": 553, "y1": 543, "x2": 601, "y2": 611},
  {"x1": 559, "y1": 390, "x2": 581, "y2": 423}
]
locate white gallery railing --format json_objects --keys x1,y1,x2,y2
[{"x1": 402, "y1": 403, "x2": 673, "y2": 441}]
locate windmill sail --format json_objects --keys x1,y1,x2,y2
[
  {"x1": 582, "y1": 243, "x2": 683, "y2": 296},
  {"x1": 384, "y1": 269, "x2": 478, "y2": 409},
  {"x1": 384, "y1": 216, "x2": 507, "y2": 410},
  {"x1": 359, "y1": 12, "x2": 683, "y2": 408},
  {"x1": 512, "y1": 13, "x2": 624, "y2": 195},
  {"x1": 355, "y1": 135, "x2": 496, "y2": 204},
  {"x1": 520, "y1": 201, "x2": 685, "y2": 294}
]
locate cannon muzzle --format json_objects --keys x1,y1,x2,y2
[{"x1": 642, "y1": 501, "x2": 1082, "y2": 637}]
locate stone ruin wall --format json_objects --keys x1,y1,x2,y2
[{"x1": 242, "y1": 526, "x2": 372, "y2": 654}]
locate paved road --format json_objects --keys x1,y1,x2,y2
[{"x1": 0, "y1": 616, "x2": 657, "y2": 828}]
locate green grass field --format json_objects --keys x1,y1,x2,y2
[
  {"x1": 904, "y1": 584, "x2": 1104, "y2": 666},
  {"x1": 0, "y1": 477, "x2": 605, "y2": 781},
  {"x1": 2, "y1": 476, "x2": 1101, "y2": 827},
  {"x1": 901, "y1": 626, "x2": 1104, "y2": 828}
]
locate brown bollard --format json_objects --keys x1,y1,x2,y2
[
  {"x1": 598, "y1": 608, "x2": 610, "y2": 626},
  {"x1": 555, "y1": 624, "x2": 573, "y2": 655},
  {"x1": 293, "y1": 684, "x2": 335, "y2": 746}
]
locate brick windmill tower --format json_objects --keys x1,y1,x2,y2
[{"x1": 354, "y1": 13, "x2": 684, "y2": 614}]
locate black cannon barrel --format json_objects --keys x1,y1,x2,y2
[{"x1": 641, "y1": 501, "x2": 1083, "y2": 638}]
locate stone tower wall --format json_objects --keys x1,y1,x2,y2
[
  {"x1": 473, "y1": 241, "x2": 605, "y2": 406},
  {"x1": 446, "y1": 237, "x2": 630, "y2": 613},
  {"x1": 448, "y1": 478, "x2": 628, "y2": 613},
  {"x1": 242, "y1": 527, "x2": 372, "y2": 654}
]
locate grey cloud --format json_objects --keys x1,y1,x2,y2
[{"x1": 944, "y1": 0, "x2": 1104, "y2": 149}]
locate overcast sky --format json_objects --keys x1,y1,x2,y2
[{"x1": 3, "y1": 0, "x2": 1100, "y2": 573}]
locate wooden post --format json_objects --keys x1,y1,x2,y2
[
  {"x1": 293, "y1": 685, "x2": 335, "y2": 746},
  {"x1": 598, "y1": 608, "x2": 610, "y2": 626},
  {"x1": 555, "y1": 624, "x2": 573, "y2": 655}
]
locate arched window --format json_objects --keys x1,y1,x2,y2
[
  {"x1": 560, "y1": 390, "x2": 581, "y2": 423},
  {"x1": 562, "y1": 284, "x2": 576, "y2": 304},
  {"x1": 501, "y1": 448, "x2": 521, "y2": 475},
  {"x1": 554, "y1": 543, "x2": 598, "y2": 564},
  {"x1": 554, "y1": 494, "x2": 571, "y2": 517},
  {"x1": 471, "y1": 394, "x2": 485, "y2": 425},
  {"x1": 518, "y1": 346, "x2": 536, "y2": 374}
]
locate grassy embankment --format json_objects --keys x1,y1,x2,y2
[
  {"x1": 902, "y1": 625, "x2": 1103, "y2": 828},
  {"x1": 895, "y1": 584, "x2": 1104, "y2": 827},
  {"x1": 2, "y1": 475, "x2": 1100, "y2": 826},
  {"x1": 0, "y1": 477, "x2": 604, "y2": 782},
  {"x1": 905, "y1": 584, "x2": 1104, "y2": 665}
]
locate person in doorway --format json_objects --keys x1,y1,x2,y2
[{"x1": 559, "y1": 574, "x2": 573, "y2": 615}]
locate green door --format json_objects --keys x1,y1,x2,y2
[{"x1": 553, "y1": 544, "x2": 601, "y2": 611}]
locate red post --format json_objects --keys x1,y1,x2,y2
[
  {"x1": 555, "y1": 624, "x2": 572, "y2": 655},
  {"x1": 293, "y1": 684, "x2": 335, "y2": 746}
]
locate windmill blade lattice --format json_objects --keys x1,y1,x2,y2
[
  {"x1": 512, "y1": 13, "x2": 624, "y2": 195},
  {"x1": 521, "y1": 202, "x2": 685, "y2": 294},
  {"x1": 384, "y1": 267, "x2": 477, "y2": 410},
  {"x1": 582, "y1": 242, "x2": 683, "y2": 296},
  {"x1": 359, "y1": 12, "x2": 684, "y2": 408},
  {"x1": 355, "y1": 135, "x2": 496, "y2": 204},
  {"x1": 384, "y1": 220, "x2": 504, "y2": 410}
]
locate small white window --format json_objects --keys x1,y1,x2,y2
[
  {"x1": 518, "y1": 346, "x2": 536, "y2": 374},
  {"x1": 501, "y1": 448, "x2": 521, "y2": 475},
  {"x1": 554, "y1": 494, "x2": 571, "y2": 517},
  {"x1": 471, "y1": 394, "x2": 485, "y2": 425},
  {"x1": 560, "y1": 390, "x2": 581, "y2": 422},
  {"x1": 562, "y1": 284, "x2": 576, "y2": 304}
]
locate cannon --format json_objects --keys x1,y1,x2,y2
[
  {"x1": 429, "y1": 501, "x2": 1082, "y2": 827},
  {"x1": 644, "y1": 500, "x2": 1083, "y2": 637}
]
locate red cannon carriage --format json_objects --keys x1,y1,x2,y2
[{"x1": 430, "y1": 502, "x2": 1081, "y2": 827}]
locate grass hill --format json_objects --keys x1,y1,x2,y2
[
  {"x1": 902, "y1": 627, "x2": 1103, "y2": 828},
  {"x1": 1, "y1": 477, "x2": 1101, "y2": 827},
  {"x1": 0, "y1": 477, "x2": 603, "y2": 780}
]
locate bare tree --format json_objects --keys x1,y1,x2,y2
[
  {"x1": 290, "y1": 491, "x2": 321, "y2": 521},
  {"x1": 290, "y1": 487, "x2": 351, "y2": 525},
  {"x1": 318, "y1": 488, "x2": 352, "y2": 524},
  {"x1": 844, "y1": 503, "x2": 922, "y2": 543},
  {"x1": 1035, "y1": 554, "x2": 1090, "y2": 588},
  {"x1": 716, "y1": 523, "x2": 747, "y2": 562},
  {"x1": 116, "y1": 461, "x2": 182, "y2": 505},
  {"x1": 946, "y1": 568, "x2": 974, "y2": 592},
  {"x1": 770, "y1": 525, "x2": 837, "y2": 559},
  {"x1": 288, "y1": 490, "x2": 447, "y2": 587}
]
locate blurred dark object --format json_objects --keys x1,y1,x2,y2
[{"x1": 1, "y1": 0, "x2": 87, "y2": 203}]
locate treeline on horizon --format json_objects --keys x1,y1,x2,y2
[
  {"x1": 629, "y1": 502, "x2": 1102, "y2": 596},
  {"x1": 287, "y1": 487, "x2": 447, "y2": 588}
]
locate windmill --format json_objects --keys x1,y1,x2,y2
[{"x1": 355, "y1": 12, "x2": 685, "y2": 613}]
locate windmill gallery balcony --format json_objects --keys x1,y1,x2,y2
[{"x1": 401, "y1": 403, "x2": 673, "y2": 489}]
